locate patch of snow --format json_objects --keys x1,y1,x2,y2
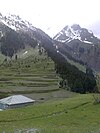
[
  {"x1": 92, "y1": 44, "x2": 94, "y2": 46},
  {"x1": 0, "y1": 15, "x2": 3, "y2": 19},
  {"x1": 23, "y1": 51, "x2": 28, "y2": 55},
  {"x1": 67, "y1": 39, "x2": 73, "y2": 43},
  {"x1": 60, "y1": 31, "x2": 63, "y2": 35},
  {"x1": 59, "y1": 40, "x2": 66, "y2": 43},
  {"x1": 57, "y1": 50, "x2": 59, "y2": 53},
  {"x1": 83, "y1": 40, "x2": 93, "y2": 44},
  {"x1": 56, "y1": 45, "x2": 58, "y2": 49},
  {"x1": 54, "y1": 34, "x2": 60, "y2": 40},
  {"x1": 73, "y1": 36, "x2": 81, "y2": 40},
  {"x1": 65, "y1": 38, "x2": 70, "y2": 42},
  {"x1": 58, "y1": 38, "x2": 70, "y2": 43},
  {"x1": 88, "y1": 30, "x2": 93, "y2": 34},
  {"x1": 0, "y1": 31, "x2": 4, "y2": 37},
  {"x1": 9, "y1": 25, "x2": 17, "y2": 31}
]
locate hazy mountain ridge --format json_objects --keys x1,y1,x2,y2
[{"x1": 54, "y1": 24, "x2": 100, "y2": 71}]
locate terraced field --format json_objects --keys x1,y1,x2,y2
[{"x1": 0, "y1": 46, "x2": 74, "y2": 101}]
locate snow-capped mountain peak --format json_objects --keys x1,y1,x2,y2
[
  {"x1": 53, "y1": 24, "x2": 98, "y2": 45},
  {"x1": 0, "y1": 13, "x2": 37, "y2": 32}
]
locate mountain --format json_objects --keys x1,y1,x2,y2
[
  {"x1": 0, "y1": 13, "x2": 63, "y2": 66},
  {"x1": 0, "y1": 13, "x2": 96, "y2": 93},
  {"x1": 0, "y1": 13, "x2": 64, "y2": 62},
  {"x1": 0, "y1": 13, "x2": 37, "y2": 32},
  {"x1": 53, "y1": 24, "x2": 100, "y2": 71}
]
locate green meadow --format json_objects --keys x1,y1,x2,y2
[
  {"x1": 0, "y1": 46, "x2": 100, "y2": 132},
  {"x1": 0, "y1": 94, "x2": 100, "y2": 133}
]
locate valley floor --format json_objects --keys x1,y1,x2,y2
[
  {"x1": 0, "y1": 47, "x2": 100, "y2": 132},
  {"x1": 0, "y1": 94, "x2": 100, "y2": 133}
]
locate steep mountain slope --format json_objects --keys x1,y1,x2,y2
[
  {"x1": 54, "y1": 24, "x2": 100, "y2": 71},
  {"x1": 0, "y1": 13, "x2": 58, "y2": 58}
]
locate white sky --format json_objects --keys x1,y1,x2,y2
[{"x1": 0, "y1": 0, "x2": 100, "y2": 37}]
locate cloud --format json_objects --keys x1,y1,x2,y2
[
  {"x1": 88, "y1": 20, "x2": 100, "y2": 38},
  {"x1": 0, "y1": 0, "x2": 100, "y2": 37}
]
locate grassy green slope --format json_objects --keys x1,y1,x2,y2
[
  {"x1": 0, "y1": 47, "x2": 100, "y2": 133},
  {"x1": 0, "y1": 46, "x2": 75, "y2": 100},
  {"x1": 0, "y1": 94, "x2": 100, "y2": 133}
]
